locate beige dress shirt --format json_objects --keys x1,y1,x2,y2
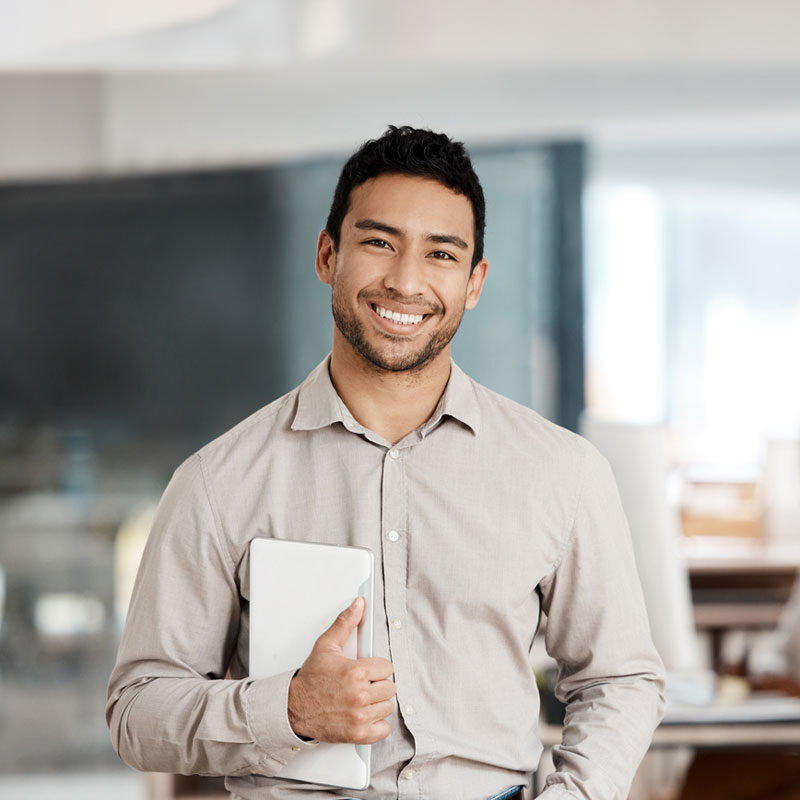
[{"x1": 107, "y1": 356, "x2": 665, "y2": 800}]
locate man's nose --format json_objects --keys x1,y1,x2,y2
[{"x1": 382, "y1": 250, "x2": 425, "y2": 297}]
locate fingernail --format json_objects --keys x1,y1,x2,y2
[{"x1": 350, "y1": 597, "x2": 360, "y2": 610}]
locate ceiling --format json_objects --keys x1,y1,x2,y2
[
  {"x1": 2, "y1": 0, "x2": 800, "y2": 179},
  {"x1": 5, "y1": 0, "x2": 800, "y2": 70}
]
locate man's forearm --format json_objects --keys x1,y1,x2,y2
[
  {"x1": 107, "y1": 670, "x2": 315, "y2": 777},
  {"x1": 538, "y1": 444, "x2": 667, "y2": 798},
  {"x1": 540, "y1": 673, "x2": 665, "y2": 799}
]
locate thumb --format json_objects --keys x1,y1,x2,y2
[{"x1": 315, "y1": 596, "x2": 364, "y2": 653}]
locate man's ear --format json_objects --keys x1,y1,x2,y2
[
  {"x1": 464, "y1": 258, "x2": 489, "y2": 310},
  {"x1": 315, "y1": 229, "x2": 337, "y2": 286}
]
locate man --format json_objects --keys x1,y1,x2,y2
[{"x1": 107, "y1": 125, "x2": 665, "y2": 800}]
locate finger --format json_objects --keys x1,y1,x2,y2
[
  {"x1": 364, "y1": 699, "x2": 395, "y2": 724},
  {"x1": 364, "y1": 719, "x2": 391, "y2": 743},
  {"x1": 364, "y1": 678, "x2": 397, "y2": 704},
  {"x1": 357, "y1": 656, "x2": 395, "y2": 681},
  {"x1": 315, "y1": 597, "x2": 365, "y2": 652}
]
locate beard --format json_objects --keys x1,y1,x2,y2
[{"x1": 331, "y1": 281, "x2": 465, "y2": 374}]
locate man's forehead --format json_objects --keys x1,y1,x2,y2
[{"x1": 343, "y1": 174, "x2": 475, "y2": 238}]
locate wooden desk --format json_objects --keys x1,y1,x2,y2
[
  {"x1": 540, "y1": 720, "x2": 800, "y2": 751},
  {"x1": 146, "y1": 773, "x2": 227, "y2": 800},
  {"x1": 683, "y1": 538, "x2": 800, "y2": 669},
  {"x1": 684, "y1": 537, "x2": 800, "y2": 583},
  {"x1": 539, "y1": 714, "x2": 800, "y2": 799}
]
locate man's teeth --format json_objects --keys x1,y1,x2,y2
[{"x1": 374, "y1": 305, "x2": 424, "y2": 325}]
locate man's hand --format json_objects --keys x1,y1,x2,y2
[{"x1": 287, "y1": 597, "x2": 396, "y2": 744}]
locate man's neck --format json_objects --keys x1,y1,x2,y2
[{"x1": 328, "y1": 342, "x2": 452, "y2": 446}]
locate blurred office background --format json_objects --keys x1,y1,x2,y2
[{"x1": 1, "y1": 1, "x2": 800, "y2": 798}]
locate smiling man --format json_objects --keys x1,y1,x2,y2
[
  {"x1": 317, "y1": 170, "x2": 488, "y2": 446},
  {"x1": 107, "y1": 126, "x2": 665, "y2": 800},
  {"x1": 323, "y1": 173, "x2": 484, "y2": 373}
]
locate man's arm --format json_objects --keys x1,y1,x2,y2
[
  {"x1": 537, "y1": 442, "x2": 666, "y2": 800},
  {"x1": 106, "y1": 455, "x2": 317, "y2": 776},
  {"x1": 106, "y1": 454, "x2": 396, "y2": 776}
]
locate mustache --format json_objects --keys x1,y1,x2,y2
[{"x1": 358, "y1": 289, "x2": 442, "y2": 315}]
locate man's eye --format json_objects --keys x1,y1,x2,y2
[
  {"x1": 365, "y1": 239, "x2": 390, "y2": 249},
  {"x1": 432, "y1": 251, "x2": 455, "y2": 261}
]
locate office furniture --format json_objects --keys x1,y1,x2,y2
[
  {"x1": 684, "y1": 537, "x2": 800, "y2": 670},
  {"x1": 540, "y1": 718, "x2": 800, "y2": 751},
  {"x1": 580, "y1": 420, "x2": 701, "y2": 672},
  {"x1": 538, "y1": 712, "x2": 800, "y2": 799},
  {"x1": 146, "y1": 773, "x2": 227, "y2": 800}
]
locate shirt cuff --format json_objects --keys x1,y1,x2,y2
[{"x1": 245, "y1": 670, "x2": 319, "y2": 768}]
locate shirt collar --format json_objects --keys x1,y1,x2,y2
[
  {"x1": 291, "y1": 354, "x2": 481, "y2": 436},
  {"x1": 291, "y1": 355, "x2": 344, "y2": 432},
  {"x1": 422, "y1": 360, "x2": 481, "y2": 436}
]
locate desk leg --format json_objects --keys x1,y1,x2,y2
[{"x1": 709, "y1": 627, "x2": 724, "y2": 673}]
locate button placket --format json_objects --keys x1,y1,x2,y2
[{"x1": 380, "y1": 443, "x2": 418, "y2": 756}]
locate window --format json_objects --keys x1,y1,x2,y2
[{"x1": 585, "y1": 148, "x2": 800, "y2": 470}]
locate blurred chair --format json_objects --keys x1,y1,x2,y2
[
  {"x1": 0, "y1": 563, "x2": 5, "y2": 637},
  {"x1": 579, "y1": 417, "x2": 701, "y2": 673},
  {"x1": 113, "y1": 503, "x2": 156, "y2": 630},
  {"x1": 0, "y1": 563, "x2": 5, "y2": 673},
  {"x1": 764, "y1": 438, "x2": 800, "y2": 545},
  {"x1": 762, "y1": 438, "x2": 800, "y2": 678},
  {"x1": 580, "y1": 418, "x2": 705, "y2": 799}
]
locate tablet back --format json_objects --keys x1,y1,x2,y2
[{"x1": 249, "y1": 537, "x2": 373, "y2": 790}]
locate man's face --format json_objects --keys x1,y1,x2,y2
[{"x1": 316, "y1": 173, "x2": 488, "y2": 374}]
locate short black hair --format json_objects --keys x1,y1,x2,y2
[{"x1": 325, "y1": 125, "x2": 486, "y2": 269}]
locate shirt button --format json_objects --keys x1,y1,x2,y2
[
  {"x1": 392, "y1": 618, "x2": 403, "y2": 629},
  {"x1": 387, "y1": 530, "x2": 399, "y2": 542},
  {"x1": 403, "y1": 769, "x2": 415, "y2": 780},
  {"x1": 389, "y1": 448, "x2": 400, "y2": 459},
  {"x1": 404, "y1": 704, "x2": 414, "y2": 716}
]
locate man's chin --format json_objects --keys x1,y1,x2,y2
[{"x1": 356, "y1": 344, "x2": 438, "y2": 374}]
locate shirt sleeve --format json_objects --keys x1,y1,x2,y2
[
  {"x1": 105, "y1": 453, "x2": 317, "y2": 776},
  {"x1": 536, "y1": 442, "x2": 666, "y2": 800}
]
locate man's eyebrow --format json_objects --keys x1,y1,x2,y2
[
  {"x1": 427, "y1": 232, "x2": 469, "y2": 250},
  {"x1": 354, "y1": 218, "x2": 402, "y2": 237},
  {"x1": 354, "y1": 218, "x2": 469, "y2": 250}
]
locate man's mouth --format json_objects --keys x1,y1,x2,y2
[{"x1": 371, "y1": 303, "x2": 428, "y2": 326}]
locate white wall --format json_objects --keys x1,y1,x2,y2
[
  {"x1": 3, "y1": 0, "x2": 800, "y2": 180},
  {"x1": 0, "y1": 75, "x2": 104, "y2": 180}
]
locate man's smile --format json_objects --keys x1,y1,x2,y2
[{"x1": 370, "y1": 302, "x2": 429, "y2": 328}]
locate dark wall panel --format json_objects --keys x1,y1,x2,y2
[{"x1": 0, "y1": 171, "x2": 291, "y2": 444}]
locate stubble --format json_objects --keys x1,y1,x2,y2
[{"x1": 330, "y1": 278, "x2": 465, "y2": 375}]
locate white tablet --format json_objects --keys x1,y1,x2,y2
[{"x1": 249, "y1": 537, "x2": 374, "y2": 790}]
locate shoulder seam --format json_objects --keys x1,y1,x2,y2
[
  {"x1": 548, "y1": 443, "x2": 590, "y2": 575},
  {"x1": 195, "y1": 451, "x2": 236, "y2": 573}
]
